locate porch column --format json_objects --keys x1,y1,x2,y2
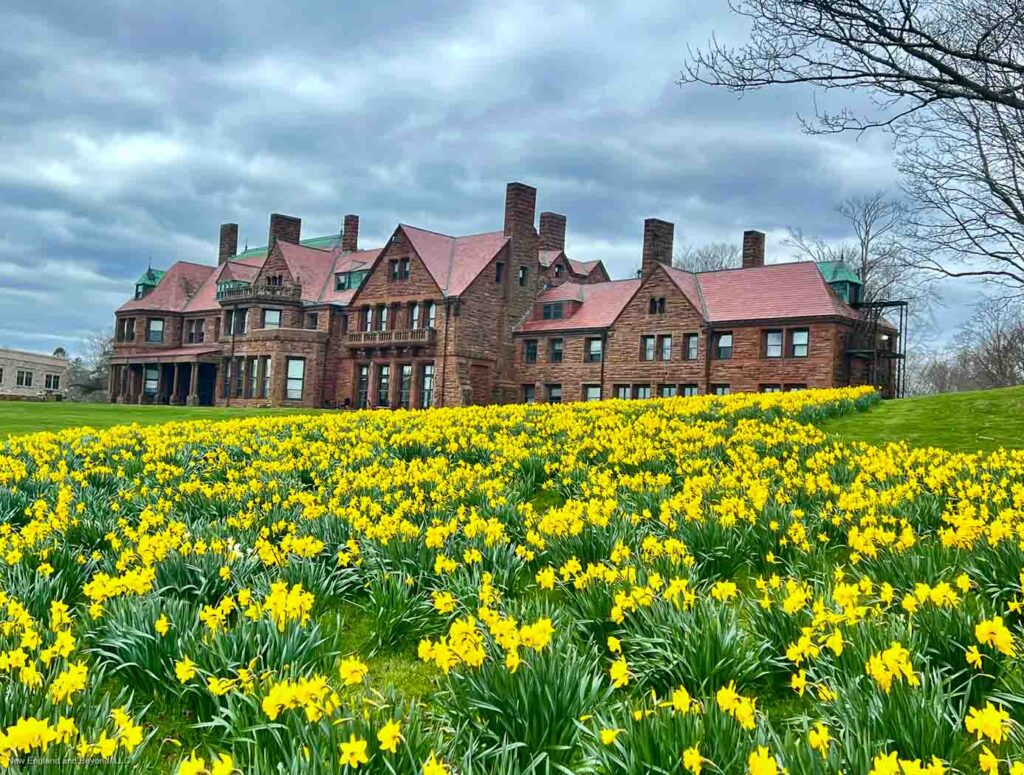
[
  {"x1": 255, "y1": 357, "x2": 266, "y2": 401},
  {"x1": 136, "y1": 365, "x2": 146, "y2": 404},
  {"x1": 410, "y1": 359, "x2": 422, "y2": 409},
  {"x1": 215, "y1": 359, "x2": 227, "y2": 402},
  {"x1": 241, "y1": 357, "x2": 252, "y2": 400},
  {"x1": 188, "y1": 363, "x2": 200, "y2": 405},
  {"x1": 119, "y1": 365, "x2": 129, "y2": 403},
  {"x1": 170, "y1": 363, "x2": 181, "y2": 404}
]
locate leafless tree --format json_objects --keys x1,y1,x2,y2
[
  {"x1": 680, "y1": 0, "x2": 1024, "y2": 293},
  {"x1": 681, "y1": 0, "x2": 1024, "y2": 133},
  {"x1": 673, "y1": 241, "x2": 742, "y2": 272},
  {"x1": 66, "y1": 331, "x2": 113, "y2": 402}
]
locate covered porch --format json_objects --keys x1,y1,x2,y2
[{"x1": 109, "y1": 348, "x2": 221, "y2": 406}]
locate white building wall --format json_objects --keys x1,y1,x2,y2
[{"x1": 0, "y1": 348, "x2": 70, "y2": 399}]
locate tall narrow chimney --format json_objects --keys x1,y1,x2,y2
[
  {"x1": 267, "y1": 213, "x2": 301, "y2": 250},
  {"x1": 342, "y1": 214, "x2": 359, "y2": 253},
  {"x1": 539, "y1": 212, "x2": 566, "y2": 251},
  {"x1": 504, "y1": 182, "x2": 537, "y2": 237},
  {"x1": 742, "y1": 230, "x2": 765, "y2": 269},
  {"x1": 641, "y1": 218, "x2": 674, "y2": 277},
  {"x1": 218, "y1": 223, "x2": 238, "y2": 265}
]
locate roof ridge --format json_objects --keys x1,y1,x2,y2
[{"x1": 399, "y1": 223, "x2": 455, "y2": 239}]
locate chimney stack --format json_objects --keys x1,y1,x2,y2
[
  {"x1": 218, "y1": 223, "x2": 238, "y2": 265},
  {"x1": 267, "y1": 213, "x2": 301, "y2": 250},
  {"x1": 342, "y1": 214, "x2": 359, "y2": 253},
  {"x1": 641, "y1": 218, "x2": 674, "y2": 277},
  {"x1": 539, "y1": 212, "x2": 567, "y2": 252},
  {"x1": 504, "y1": 182, "x2": 537, "y2": 237},
  {"x1": 742, "y1": 230, "x2": 765, "y2": 269}
]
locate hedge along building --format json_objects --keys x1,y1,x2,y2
[{"x1": 109, "y1": 181, "x2": 902, "y2": 409}]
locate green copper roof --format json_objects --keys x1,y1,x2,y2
[
  {"x1": 817, "y1": 260, "x2": 862, "y2": 285},
  {"x1": 135, "y1": 268, "x2": 166, "y2": 286},
  {"x1": 234, "y1": 234, "x2": 342, "y2": 260}
]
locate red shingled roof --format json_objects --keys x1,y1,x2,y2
[
  {"x1": 275, "y1": 242, "x2": 338, "y2": 304},
  {"x1": 117, "y1": 262, "x2": 214, "y2": 313},
  {"x1": 182, "y1": 261, "x2": 259, "y2": 313},
  {"x1": 402, "y1": 226, "x2": 509, "y2": 296},
  {"x1": 518, "y1": 279, "x2": 642, "y2": 332},
  {"x1": 689, "y1": 261, "x2": 856, "y2": 322}
]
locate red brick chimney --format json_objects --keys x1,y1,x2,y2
[
  {"x1": 642, "y1": 218, "x2": 674, "y2": 277},
  {"x1": 268, "y1": 213, "x2": 301, "y2": 250},
  {"x1": 504, "y1": 182, "x2": 537, "y2": 237},
  {"x1": 218, "y1": 223, "x2": 238, "y2": 265},
  {"x1": 742, "y1": 230, "x2": 765, "y2": 269},
  {"x1": 342, "y1": 214, "x2": 359, "y2": 253},
  {"x1": 539, "y1": 212, "x2": 566, "y2": 251}
]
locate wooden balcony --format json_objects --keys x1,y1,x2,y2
[
  {"x1": 343, "y1": 328, "x2": 437, "y2": 346},
  {"x1": 217, "y1": 283, "x2": 302, "y2": 302}
]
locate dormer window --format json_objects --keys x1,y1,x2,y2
[
  {"x1": 542, "y1": 303, "x2": 564, "y2": 320},
  {"x1": 133, "y1": 268, "x2": 164, "y2": 299},
  {"x1": 335, "y1": 270, "x2": 368, "y2": 291},
  {"x1": 134, "y1": 284, "x2": 147, "y2": 300},
  {"x1": 648, "y1": 297, "x2": 666, "y2": 314},
  {"x1": 554, "y1": 264, "x2": 564, "y2": 278}
]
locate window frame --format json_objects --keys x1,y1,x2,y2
[
  {"x1": 419, "y1": 363, "x2": 434, "y2": 408},
  {"x1": 713, "y1": 332, "x2": 733, "y2": 360},
  {"x1": 542, "y1": 303, "x2": 564, "y2": 320},
  {"x1": 524, "y1": 339, "x2": 538, "y2": 364},
  {"x1": 640, "y1": 335, "x2": 656, "y2": 362},
  {"x1": 658, "y1": 334, "x2": 672, "y2": 361},
  {"x1": 263, "y1": 309, "x2": 282, "y2": 329},
  {"x1": 549, "y1": 338, "x2": 563, "y2": 363},
  {"x1": 711, "y1": 384, "x2": 731, "y2": 396},
  {"x1": 789, "y1": 328, "x2": 810, "y2": 358},
  {"x1": 16, "y1": 369, "x2": 33, "y2": 388},
  {"x1": 583, "y1": 384, "x2": 602, "y2": 402},
  {"x1": 285, "y1": 358, "x2": 305, "y2": 401},
  {"x1": 584, "y1": 337, "x2": 603, "y2": 363},
  {"x1": 545, "y1": 383, "x2": 562, "y2": 403},
  {"x1": 375, "y1": 364, "x2": 391, "y2": 407},
  {"x1": 522, "y1": 384, "x2": 536, "y2": 404},
  {"x1": 146, "y1": 318, "x2": 165, "y2": 344},
  {"x1": 764, "y1": 329, "x2": 784, "y2": 359}
]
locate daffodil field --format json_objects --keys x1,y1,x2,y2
[{"x1": 1, "y1": 387, "x2": 1024, "y2": 774}]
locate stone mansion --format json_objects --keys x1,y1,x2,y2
[{"x1": 109, "y1": 182, "x2": 902, "y2": 408}]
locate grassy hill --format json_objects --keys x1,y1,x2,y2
[
  {"x1": 819, "y1": 384, "x2": 1024, "y2": 454},
  {"x1": 0, "y1": 401, "x2": 320, "y2": 437}
]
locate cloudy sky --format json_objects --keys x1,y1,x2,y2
[{"x1": 0, "y1": 0, "x2": 974, "y2": 355}]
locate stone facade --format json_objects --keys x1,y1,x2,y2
[
  {"x1": 0, "y1": 348, "x2": 69, "y2": 400},
  {"x1": 109, "y1": 180, "x2": 898, "y2": 409}
]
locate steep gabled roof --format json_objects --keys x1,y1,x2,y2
[
  {"x1": 182, "y1": 260, "x2": 260, "y2": 313},
  {"x1": 274, "y1": 242, "x2": 339, "y2": 304},
  {"x1": 233, "y1": 233, "x2": 343, "y2": 261},
  {"x1": 517, "y1": 279, "x2": 642, "y2": 332},
  {"x1": 117, "y1": 262, "x2": 215, "y2": 313},
  {"x1": 401, "y1": 226, "x2": 509, "y2": 296}
]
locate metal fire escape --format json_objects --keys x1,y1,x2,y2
[{"x1": 847, "y1": 299, "x2": 909, "y2": 399}]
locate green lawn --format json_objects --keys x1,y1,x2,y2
[
  {"x1": 819, "y1": 385, "x2": 1024, "y2": 454},
  {"x1": 0, "y1": 402, "x2": 321, "y2": 437}
]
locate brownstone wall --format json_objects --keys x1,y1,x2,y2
[
  {"x1": 512, "y1": 332, "x2": 604, "y2": 402},
  {"x1": 112, "y1": 312, "x2": 185, "y2": 355}
]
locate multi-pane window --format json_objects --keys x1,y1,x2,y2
[
  {"x1": 262, "y1": 357, "x2": 272, "y2": 399},
  {"x1": 614, "y1": 385, "x2": 630, "y2": 399},
  {"x1": 585, "y1": 337, "x2": 603, "y2": 363},
  {"x1": 233, "y1": 360, "x2": 244, "y2": 398},
  {"x1": 376, "y1": 305, "x2": 388, "y2": 331},
  {"x1": 425, "y1": 302, "x2": 436, "y2": 329},
  {"x1": 790, "y1": 329, "x2": 810, "y2": 358},
  {"x1": 583, "y1": 385, "x2": 602, "y2": 401},
  {"x1": 546, "y1": 384, "x2": 562, "y2": 403},
  {"x1": 522, "y1": 384, "x2": 536, "y2": 404},
  {"x1": 658, "y1": 334, "x2": 672, "y2": 361},
  {"x1": 785, "y1": 383, "x2": 807, "y2": 392},
  {"x1": 633, "y1": 385, "x2": 652, "y2": 400},
  {"x1": 263, "y1": 309, "x2": 282, "y2": 329},
  {"x1": 648, "y1": 297, "x2": 666, "y2": 314},
  {"x1": 495, "y1": 262, "x2": 504, "y2": 283},
  {"x1": 542, "y1": 303, "x2": 564, "y2": 320},
  {"x1": 410, "y1": 303, "x2": 421, "y2": 329},
  {"x1": 640, "y1": 336, "x2": 656, "y2": 361},
  {"x1": 376, "y1": 364, "x2": 391, "y2": 407},
  {"x1": 659, "y1": 384, "x2": 677, "y2": 398},
  {"x1": 146, "y1": 318, "x2": 164, "y2": 343},
  {"x1": 356, "y1": 365, "x2": 370, "y2": 409},
  {"x1": 398, "y1": 365, "x2": 412, "y2": 409},
  {"x1": 16, "y1": 370, "x2": 33, "y2": 388},
  {"x1": 143, "y1": 366, "x2": 158, "y2": 396},
  {"x1": 285, "y1": 358, "x2": 305, "y2": 400},
  {"x1": 117, "y1": 317, "x2": 136, "y2": 342},
  {"x1": 186, "y1": 319, "x2": 205, "y2": 343},
  {"x1": 680, "y1": 384, "x2": 698, "y2": 397},
  {"x1": 713, "y1": 332, "x2": 733, "y2": 359},
  {"x1": 227, "y1": 309, "x2": 248, "y2": 335},
  {"x1": 45, "y1": 374, "x2": 60, "y2": 390},
  {"x1": 420, "y1": 364, "x2": 434, "y2": 408},
  {"x1": 518, "y1": 266, "x2": 528, "y2": 286},
  {"x1": 761, "y1": 384, "x2": 782, "y2": 393},
  {"x1": 389, "y1": 258, "x2": 410, "y2": 281},
  {"x1": 683, "y1": 333, "x2": 699, "y2": 360},
  {"x1": 362, "y1": 307, "x2": 373, "y2": 332},
  {"x1": 765, "y1": 330, "x2": 783, "y2": 358},
  {"x1": 712, "y1": 384, "x2": 731, "y2": 396},
  {"x1": 305, "y1": 313, "x2": 319, "y2": 330},
  {"x1": 549, "y1": 338, "x2": 563, "y2": 363},
  {"x1": 248, "y1": 357, "x2": 258, "y2": 398},
  {"x1": 524, "y1": 340, "x2": 538, "y2": 364}
]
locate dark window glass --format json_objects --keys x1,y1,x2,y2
[
  {"x1": 525, "y1": 340, "x2": 538, "y2": 363},
  {"x1": 585, "y1": 338, "x2": 602, "y2": 362},
  {"x1": 549, "y1": 338, "x2": 563, "y2": 363},
  {"x1": 641, "y1": 336, "x2": 655, "y2": 361},
  {"x1": 546, "y1": 384, "x2": 562, "y2": 403},
  {"x1": 714, "y1": 332, "x2": 733, "y2": 359}
]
